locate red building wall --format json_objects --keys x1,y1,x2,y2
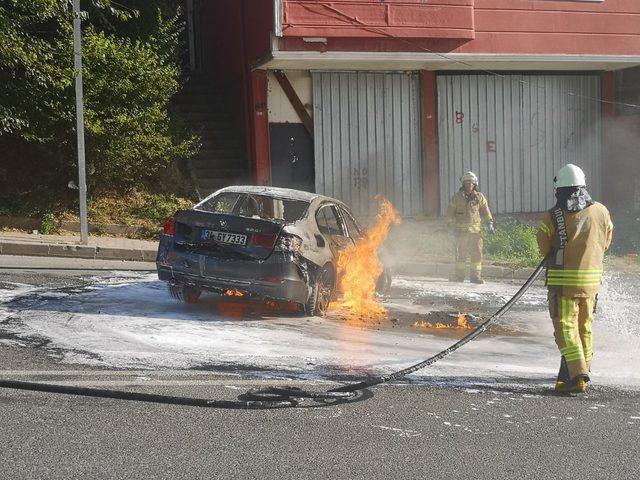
[
  {"x1": 469, "y1": 0, "x2": 640, "y2": 55},
  {"x1": 282, "y1": 0, "x2": 474, "y2": 39},
  {"x1": 278, "y1": 0, "x2": 640, "y2": 55}
]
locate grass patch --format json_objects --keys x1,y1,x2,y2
[
  {"x1": 86, "y1": 191, "x2": 193, "y2": 227},
  {"x1": 0, "y1": 190, "x2": 194, "y2": 239},
  {"x1": 80, "y1": 191, "x2": 194, "y2": 239},
  {"x1": 484, "y1": 218, "x2": 542, "y2": 268}
]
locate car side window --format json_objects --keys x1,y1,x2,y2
[
  {"x1": 340, "y1": 208, "x2": 361, "y2": 239},
  {"x1": 316, "y1": 205, "x2": 343, "y2": 236}
]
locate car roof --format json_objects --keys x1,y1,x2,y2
[{"x1": 208, "y1": 185, "x2": 340, "y2": 205}]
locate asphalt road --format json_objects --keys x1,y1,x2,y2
[{"x1": 1, "y1": 256, "x2": 638, "y2": 480}]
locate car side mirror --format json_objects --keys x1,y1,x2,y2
[{"x1": 315, "y1": 234, "x2": 325, "y2": 248}]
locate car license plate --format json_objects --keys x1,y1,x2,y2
[{"x1": 201, "y1": 229, "x2": 247, "y2": 246}]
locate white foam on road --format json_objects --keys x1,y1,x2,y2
[{"x1": 1, "y1": 273, "x2": 639, "y2": 389}]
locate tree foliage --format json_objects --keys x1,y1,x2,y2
[{"x1": 0, "y1": 0, "x2": 198, "y2": 199}]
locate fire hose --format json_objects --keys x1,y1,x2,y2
[{"x1": 0, "y1": 257, "x2": 546, "y2": 409}]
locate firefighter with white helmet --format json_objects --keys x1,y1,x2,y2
[
  {"x1": 537, "y1": 164, "x2": 613, "y2": 394},
  {"x1": 447, "y1": 171, "x2": 494, "y2": 283}
]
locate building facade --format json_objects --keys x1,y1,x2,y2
[{"x1": 187, "y1": 0, "x2": 640, "y2": 217}]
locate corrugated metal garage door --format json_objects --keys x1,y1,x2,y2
[
  {"x1": 437, "y1": 74, "x2": 602, "y2": 215},
  {"x1": 313, "y1": 72, "x2": 424, "y2": 217}
]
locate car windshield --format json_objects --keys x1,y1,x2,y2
[{"x1": 196, "y1": 192, "x2": 309, "y2": 224}]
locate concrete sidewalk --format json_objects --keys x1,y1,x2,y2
[{"x1": 0, "y1": 232, "x2": 157, "y2": 262}]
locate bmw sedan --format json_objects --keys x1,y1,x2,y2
[{"x1": 156, "y1": 186, "x2": 390, "y2": 316}]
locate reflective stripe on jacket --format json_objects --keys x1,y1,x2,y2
[
  {"x1": 447, "y1": 189, "x2": 493, "y2": 233},
  {"x1": 537, "y1": 202, "x2": 613, "y2": 296}
]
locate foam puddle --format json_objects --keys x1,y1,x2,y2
[{"x1": 0, "y1": 273, "x2": 638, "y2": 390}]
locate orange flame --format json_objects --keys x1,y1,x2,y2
[
  {"x1": 413, "y1": 312, "x2": 473, "y2": 330},
  {"x1": 332, "y1": 197, "x2": 400, "y2": 321},
  {"x1": 224, "y1": 289, "x2": 245, "y2": 297}
]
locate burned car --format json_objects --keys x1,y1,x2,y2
[{"x1": 156, "y1": 186, "x2": 391, "y2": 316}]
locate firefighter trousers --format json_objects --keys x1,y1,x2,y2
[
  {"x1": 548, "y1": 293, "x2": 597, "y2": 380},
  {"x1": 454, "y1": 231, "x2": 483, "y2": 280}
]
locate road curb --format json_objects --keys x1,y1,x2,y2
[
  {"x1": 393, "y1": 261, "x2": 536, "y2": 280},
  {"x1": 0, "y1": 241, "x2": 156, "y2": 263}
]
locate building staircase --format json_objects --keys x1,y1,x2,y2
[{"x1": 172, "y1": 76, "x2": 249, "y2": 199}]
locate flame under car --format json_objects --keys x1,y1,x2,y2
[{"x1": 156, "y1": 186, "x2": 391, "y2": 316}]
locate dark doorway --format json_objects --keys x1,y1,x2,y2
[{"x1": 269, "y1": 123, "x2": 315, "y2": 193}]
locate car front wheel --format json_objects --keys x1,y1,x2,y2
[{"x1": 375, "y1": 267, "x2": 392, "y2": 295}]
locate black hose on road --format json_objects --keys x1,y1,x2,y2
[{"x1": 0, "y1": 258, "x2": 547, "y2": 409}]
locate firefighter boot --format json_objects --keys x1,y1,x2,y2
[
  {"x1": 555, "y1": 358, "x2": 589, "y2": 393},
  {"x1": 556, "y1": 375, "x2": 589, "y2": 394},
  {"x1": 554, "y1": 357, "x2": 570, "y2": 392},
  {"x1": 470, "y1": 261, "x2": 484, "y2": 284}
]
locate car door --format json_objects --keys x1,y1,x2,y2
[
  {"x1": 337, "y1": 206, "x2": 362, "y2": 244},
  {"x1": 315, "y1": 204, "x2": 351, "y2": 258}
]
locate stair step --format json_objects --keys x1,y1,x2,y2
[
  {"x1": 174, "y1": 103, "x2": 229, "y2": 113},
  {"x1": 200, "y1": 139, "x2": 242, "y2": 149},
  {"x1": 193, "y1": 168, "x2": 248, "y2": 179},
  {"x1": 174, "y1": 101, "x2": 228, "y2": 110},
  {"x1": 193, "y1": 150, "x2": 245, "y2": 160},
  {"x1": 180, "y1": 112, "x2": 232, "y2": 121},
  {"x1": 188, "y1": 121, "x2": 240, "y2": 131},
  {"x1": 193, "y1": 131, "x2": 241, "y2": 142},
  {"x1": 182, "y1": 84, "x2": 224, "y2": 94},
  {"x1": 191, "y1": 158, "x2": 246, "y2": 170},
  {"x1": 194, "y1": 147, "x2": 243, "y2": 157}
]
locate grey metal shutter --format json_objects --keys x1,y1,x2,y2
[
  {"x1": 313, "y1": 72, "x2": 424, "y2": 217},
  {"x1": 437, "y1": 74, "x2": 602, "y2": 214}
]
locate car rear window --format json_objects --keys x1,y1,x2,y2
[
  {"x1": 196, "y1": 193, "x2": 309, "y2": 224},
  {"x1": 196, "y1": 192, "x2": 242, "y2": 214}
]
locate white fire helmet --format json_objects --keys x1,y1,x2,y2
[
  {"x1": 554, "y1": 164, "x2": 586, "y2": 188},
  {"x1": 460, "y1": 171, "x2": 478, "y2": 185}
]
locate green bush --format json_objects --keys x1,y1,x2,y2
[
  {"x1": 484, "y1": 218, "x2": 542, "y2": 268},
  {"x1": 0, "y1": 1, "x2": 199, "y2": 198}
]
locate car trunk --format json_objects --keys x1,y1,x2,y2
[{"x1": 173, "y1": 210, "x2": 284, "y2": 260}]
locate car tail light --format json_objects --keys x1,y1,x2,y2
[
  {"x1": 163, "y1": 218, "x2": 176, "y2": 235},
  {"x1": 252, "y1": 232, "x2": 277, "y2": 248},
  {"x1": 276, "y1": 234, "x2": 302, "y2": 253}
]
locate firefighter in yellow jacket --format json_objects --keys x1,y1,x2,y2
[
  {"x1": 537, "y1": 164, "x2": 613, "y2": 394},
  {"x1": 447, "y1": 171, "x2": 494, "y2": 284}
]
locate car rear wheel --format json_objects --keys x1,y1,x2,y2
[
  {"x1": 305, "y1": 268, "x2": 333, "y2": 317},
  {"x1": 169, "y1": 284, "x2": 202, "y2": 304}
]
